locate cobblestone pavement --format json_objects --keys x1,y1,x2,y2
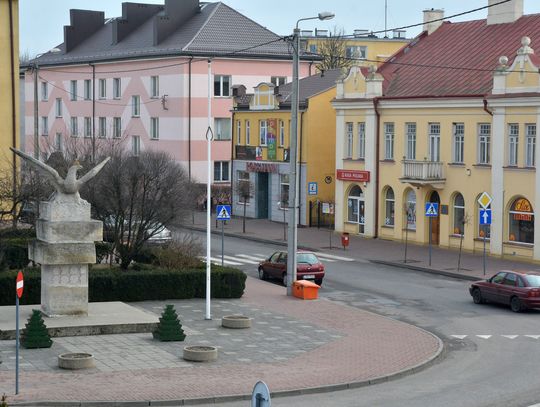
[{"x1": 0, "y1": 277, "x2": 442, "y2": 405}]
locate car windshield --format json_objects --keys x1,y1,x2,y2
[
  {"x1": 525, "y1": 275, "x2": 540, "y2": 287},
  {"x1": 297, "y1": 253, "x2": 319, "y2": 264}
]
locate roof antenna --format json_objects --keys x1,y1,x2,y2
[{"x1": 384, "y1": 0, "x2": 388, "y2": 38}]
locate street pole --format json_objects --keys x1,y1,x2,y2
[
  {"x1": 428, "y1": 217, "x2": 432, "y2": 266},
  {"x1": 205, "y1": 59, "x2": 212, "y2": 320},
  {"x1": 33, "y1": 64, "x2": 39, "y2": 159},
  {"x1": 221, "y1": 220, "x2": 224, "y2": 267},
  {"x1": 15, "y1": 294, "x2": 19, "y2": 395},
  {"x1": 483, "y1": 224, "x2": 486, "y2": 276}
]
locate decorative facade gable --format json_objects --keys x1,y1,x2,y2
[
  {"x1": 250, "y1": 83, "x2": 278, "y2": 110},
  {"x1": 493, "y1": 37, "x2": 540, "y2": 94}
]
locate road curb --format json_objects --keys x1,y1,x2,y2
[{"x1": 370, "y1": 259, "x2": 482, "y2": 281}]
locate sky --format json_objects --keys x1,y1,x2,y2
[{"x1": 19, "y1": 0, "x2": 540, "y2": 57}]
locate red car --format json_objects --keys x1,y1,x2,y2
[
  {"x1": 469, "y1": 270, "x2": 540, "y2": 312},
  {"x1": 258, "y1": 251, "x2": 325, "y2": 286}
]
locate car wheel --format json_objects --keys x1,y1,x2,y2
[
  {"x1": 315, "y1": 278, "x2": 323, "y2": 286},
  {"x1": 472, "y1": 288, "x2": 483, "y2": 304},
  {"x1": 282, "y1": 273, "x2": 287, "y2": 286},
  {"x1": 258, "y1": 267, "x2": 267, "y2": 280},
  {"x1": 510, "y1": 296, "x2": 523, "y2": 313}
]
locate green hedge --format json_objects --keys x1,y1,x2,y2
[
  {"x1": 0, "y1": 265, "x2": 246, "y2": 306},
  {"x1": 0, "y1": 228, "x2": 35, "y2": 271}
]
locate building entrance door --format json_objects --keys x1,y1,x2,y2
[
  {"x1": 429, "y1": 191, "x2": 440, "y2": 245},
  {"x1": 257, "y1": 173, "x2": 269, "y2": 219}
]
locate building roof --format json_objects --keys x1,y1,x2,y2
[
  {"x1": 278, "y1": 68, "x2": 342, "y2": 106},
  {"x1": 378, "y1": 14, "x2": 540, "y2": 98},
  {"x1": 33, "y1": 1, "x2": 300, "y2": 66}
]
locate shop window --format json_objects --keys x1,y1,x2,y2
[
  {"x1": 509, "y1": 198, "x2": 534, "y2": 244},
  {"x1": 384, "y1": 187, "x2": 395, "y2": 227},
  {"x1": 347, "y1": 185, "x2": 365, "y2": 233},
  {"x1": 453, "y1": 193, "x2": 465, "y2": 235},
  {"x1": 280, "y1": 174, "x2": 289, "y2": 209},
  {"x1": 406, "y1": 189, "x2": 416, "y2": 230}
]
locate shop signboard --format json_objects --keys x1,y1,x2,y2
[
  {"x1": 235, "y1": 145, "x2": 257, "y2": 160},
  {"x1": 336, "y1": 169, "x2": 370, "y2": 182},
  {"x1": 267, "y1": 119, "x2": 277, "y2": 161}
]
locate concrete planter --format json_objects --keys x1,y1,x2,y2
[
  {"x1": 222, "y1": 315, "x2": 252, "y2": 329},
  {"x1": 58, "y1": 353, "x2": 95, "y2": 370},
  {"x1": 183, "y1": 346, "x2": 218, "y2": 362}
]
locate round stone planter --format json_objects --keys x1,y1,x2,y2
[
  {"x1": 222, "y1": 315, "x2": 252, "y2": 329},
  {"x1": 183, "y1": 346, "x2": 218, "y2": 362},
  {"x1": 58, "y1": 353, "x2": 95, "y2": 370}
]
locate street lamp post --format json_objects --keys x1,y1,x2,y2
[{"x1": 287, "y1": 12, "x2": 334, "y2": 296}]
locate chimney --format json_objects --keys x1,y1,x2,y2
[
  {"x1": 423, "y1": 9, "x2": 444, "y2": 35},
  {"x1": 64, "y1": 9, "x2": 105, "y2": 52},
  {"x1": 153, "y1": 0, "x2": 200, "y2": 45},
  {"x1": 487, "y1": 0, "x2": 523, "y2": 25},
  {"x1": 112, "y1": 3, "x2": 164, "y2": 45}
]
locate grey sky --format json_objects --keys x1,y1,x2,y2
[{"x1": 20, "y1": 0, "x2": 540, "y2": 57}]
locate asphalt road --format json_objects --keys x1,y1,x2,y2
[{"x1": 181, "y1": 229, "x2": 540, "y2": 407}]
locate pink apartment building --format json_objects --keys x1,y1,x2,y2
[{"x1": 25, "y1": 0, "x2": 314, "y2": 188}]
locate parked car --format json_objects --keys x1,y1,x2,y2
[
  {"x1": 258, "y1": 251, "x2": 325, "y2": 286},
  {"x1": 469, "y1": 270, "x2": 540, "y2": 312},
  {"x1": 103, "y1": 216, "x2": 172, "y2": 245}
]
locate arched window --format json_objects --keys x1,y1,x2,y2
[
  {"x1": 453, "y1": 193, "x2": 465, "y2": 235},
  {"x1": 406, "y1": 189, "x2": 416, "y2": 230},
  {"x1": 385, "y1": 187, "x2": 395, "y2": 227},
  {"x1": 347, "y1": 186, "x2": 365, "y2": 233},
  {"x1": 509, "y1": 198, "x2": 534, "y2": 244}
]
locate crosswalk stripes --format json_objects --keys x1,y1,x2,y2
[
  {"x1": 451, "y1": 335, "x2": 540, "y2": 340},
  {"x1": 200, "y1": 252, "x2": 356, "y2": 266},
  {"x1": 316, "y1": 253, "x2": 355, "y2": 262}
]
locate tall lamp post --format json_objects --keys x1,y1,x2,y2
[
  {"x1": 31, "y1": 48, "x2": 60, "y2": 159},
  {"x1": 287, "y1": 12, "x2": 334, "y2": 296}
]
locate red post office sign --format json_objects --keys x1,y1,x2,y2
[
  {"x1": 336, "y1": 170, "x2": 370, "y2": 182},
  {"x1": 16, "y1": 271, "x2": 24, "y2": 299}
]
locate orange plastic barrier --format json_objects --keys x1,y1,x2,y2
[{"x1": 292, "y1": 280, "x2": 320, "y2": 300}]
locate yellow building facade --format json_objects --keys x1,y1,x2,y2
[
  {"x1": 232, "y1": 71, "x2": 339, "y2": 226},
  {"x1": 333, "y1": 4, "x2": 540, "y2": 261},
  {"x1": 0, "y1": 0, "x2": 19, "y2": 182}
]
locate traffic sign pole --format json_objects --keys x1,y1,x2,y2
[
  {"x1": 483, "y1": 225, "x2": 487, "y2": 276},
  {"x1": 15, "y1": 294, "x2": 19, "y2": 395},
  {"x1": 428, "y1": 218, "x2": 432, "y2": 267},
  {"x1": 221, "y1": 220, "x2": 224, "y2": 267}
]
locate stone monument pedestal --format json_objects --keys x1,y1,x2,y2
[{"x1": 29, "y1": 198, "x2": 102, "y2": 317}]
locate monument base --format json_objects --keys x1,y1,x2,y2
[{"x1": 41, "y1": 264, "x2": 89, "y2": 317}]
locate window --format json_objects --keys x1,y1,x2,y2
[
  {"x1": 280, "y1": 174, "x2": 289, "y2": 209},
  {"x1": 236, "y1": 120, "x2": 241, "y2": 144},
  {"x1": 525, "y1": 124, "x2": 536, "y2": 167},
  {"x1": 358, "y1": 122, "x2": 365, "y2": 159},
  {"x1": 215, "y1": 118, "x2": 231, "y2": 140},
  {"x1": 70, "y1": 80, "x2": 77, "y2": 101},
  {"x1": 453, "y1": 193, "x2": 465, "y2": 235},
  {"x1": 503, "y1": 273, "x2": 517, "y2": 286},
  {"x1": 508, "y1": 123, "x2": 519, "y2": 166},
  {"x1": 99, "y1": 117, "x2": 106, "y2": 138},
  {"x1": 384, "y1": 122, "x2": 394, "y2": 160},
  {"x1": 132, "y1": 95, "x2": 140, "y2": 117},
  {"x1": 113, "y1": 117, "x2": 122, "y2": 138},
  {"x1": 453, "y1": 123, "x2": 465, "y2": 163},
  {"x1": 406, "y1": 189, "x2": 416, "y2": 230},
  {"x1": 279, "y1": 120, "x2": 285, "y2": 147},
  {"x1": 509, "y1": 197, "x2": 534, "y2": 244},
  {"x1": 214, "y1": 75, "x2": 231, "y2": 97},
  {"x1": 429, "y1": 122, "x2": 440, "y2": 161},
  {"x1": 214, "y1": 161, "x2": 230, "y2": 182},
  {"x1": 238, "y1": 171, "x2": 250, "y2": 203},
  {"x1": 70, "y1": 117, "x2": 78, "y2": 136},
  {"x1": 478, "y1": 123, "x2": 491, "y2": 164},
  {"x1": 132, "y1": 135, "x2": 140, "y2": 156},
  {"x1": 347, "y1": 185, "x2": 365, "y2": 233},
  {"x1": 55, "y1": 132, "x2": 63, "y2": 152},
  {"x1": 384, "y1": 188, "x2": 395, "y2": 227},
  {"x1": 309, "y1": 44, "x2": 318, "y2": 54},
  {"x1": 41, "y1": 116, "x2": 48, "y2": 136},
  {"x1": 246, "y1": 120, "x2": 251, "y2": 145},
  {"x1": 259, "y1": 120, "x2": 268, "y2": 145},
  {"x1": 150, "y1": 76, "x2": 159, "y2": 98},
  {"x1": 99, "y1": 79, "x2": 106, "y2": 99},
  {"x1": 492, "y1": 272, "x2": 506, "y2": 284},
  {"x1": 41, "y1": 81, "x2": 48, "y2": 101},
  {"x1": 84, "y1": 117, "x2": 92, "y2": 138},
  {"x1": 405, "y1": 122, "x2": 416, "y2": 160},
  {"x1": 346, "y1": 45, "x2": 367, "y2": 59},
  {"x1": 150, "y1": 117, "x2": 159, "y2": 140},
  {"x1": 113, "y1": 78, "x2": 121, "y2": 99},
  {"x1": 271, "y1": 76, "x2": 287, "y2": 86},
  {"x1": 478, "y1": 202, "x2": 491, "y2": 239},
  {"x1": 84, "y1": 79, "x2": 91, "y2": 100},
  {"x1": 345, "y1": 122, "x2": 354, "y2": 158},
  {"x1": 55, "y1": 98, "x2": 62, "y2": 117}
]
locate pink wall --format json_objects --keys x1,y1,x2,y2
[{"x1": 24, "y1": 56, "x2": 311, "y2": 183}]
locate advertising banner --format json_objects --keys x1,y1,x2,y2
[{"x1": 267, "y1": 119, "x2": 277, "y2": 161}]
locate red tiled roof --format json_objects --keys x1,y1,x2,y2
[{"x1": 378, "y1": 14, "x2": 540, "y2": 98}]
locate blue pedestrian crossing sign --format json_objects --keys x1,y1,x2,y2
[
  {"x1": 425, "y1": 202, "x2": 439, "y2": 217},
  {"x1": 216, "y1": 204, "x2": 231, "y2": 221},
  {"x1": 480, "y1": 209, "x2": 492, "y2": 225}
]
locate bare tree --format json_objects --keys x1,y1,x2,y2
[
  {"x1": 315, "y1": 27, "x2": 352, "y2": 72},
  {"x1": 235, "y1": 178, "x2": 254, "y2": 234}
]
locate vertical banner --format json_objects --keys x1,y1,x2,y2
[{"x1": 267, "y1": 118, "x2": 277, "y2": 161}]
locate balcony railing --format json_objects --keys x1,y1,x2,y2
[{"x1": 400, "y1": 160, "x2": 445, "y2": 185}]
